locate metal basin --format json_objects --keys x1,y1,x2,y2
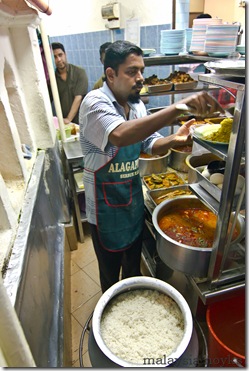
[
  {"x1": 152, "y1": 196, "x2": 245, "y2": 277},
  {"x1": 139, "y1": 150, "x2": 171, "y2": 177},
  {"x1": 91, "y1": 276, "x2": 193, "y2": 367},
  {"x1": 169, "y1": 144, "x2": 192, "y2": 173}
]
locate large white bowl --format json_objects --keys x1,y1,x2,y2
[{"x1": 92, "y1": 276, "x2": 193, "y2": 367}]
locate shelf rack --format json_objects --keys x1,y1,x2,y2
[{"x1": 141, "y1": 55, "x2": 245, "y2": 306}]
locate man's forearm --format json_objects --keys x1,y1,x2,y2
[{"x1": 66, "y1": 95, "x2": 83, "y2": 122}]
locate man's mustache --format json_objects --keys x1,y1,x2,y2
[{"x1": 133, "y1": 82, "x2": 143, "y2": 90}]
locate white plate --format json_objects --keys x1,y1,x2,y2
[
  {"x1": 204, "y1": 59, "x2": 245, "y2": 76},
  {"x1": 142, "y1": 48, "x2": 156, "y2": 56}
]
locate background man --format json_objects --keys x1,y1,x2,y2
[
  {"x1": 52, "y1": 42, "x2": 88, "y2": 124},
  {"x1": 93, "y1": 41, "x2": 112, "y2": 89}
]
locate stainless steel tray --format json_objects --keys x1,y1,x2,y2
[
  {"x1": 143, "y1": 171, "x2": 186, "y2": 191},
  {"x1": 147, "y1": 184, "x2": 193, "y2": 207},
  {"x1": 195, "y1": 165, "x2": 222, "y2": 201}
]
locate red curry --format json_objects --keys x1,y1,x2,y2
[{"x1": 158, "y1": 208, "x2": 239, "y2": 248}]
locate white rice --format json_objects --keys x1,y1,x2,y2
[{"x1": 100, "y1": 289, "x2": 184, "y2": 365}]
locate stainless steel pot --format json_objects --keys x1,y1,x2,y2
[
  {"x1": 139, "y1": 150, "x2": 171, "y2": 177},
  {"x1": 92, "y1": 276, "x2": 193, "y2": 367},
  {"x1": 169, "y1": 145, "x2": 192, "y2": 173},
  {"x1": 152, "y1": 196, "x2": 245, "y2": 277}
]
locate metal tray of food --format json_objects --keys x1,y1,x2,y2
[
  {"x1": 173, "y1": 80, "x2": 198, "y2": 91},
  {"x1": 147, "y1": 184, "x2": 193, "y2": 207},
  {"x1": 147, "y1": 82, "x2": 173, "y2": 93},
  {"x1": 177, "y1": 113, "x2": 224, "y2": 125},
  {"x1": 143, "y1": 171, "x2": 186, "y2": 190},
  {"x1": 204, "y1": 116, "x2": 233, "y2": 125},
  {"x1": 195, "y1": 165, "x2": 222, "y2": 201}
]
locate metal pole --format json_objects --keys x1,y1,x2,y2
[{"x1": 39, "y1": 20, "x2": 66, "y2": 142}]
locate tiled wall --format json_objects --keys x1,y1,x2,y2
[
  {"x1": 50, "y1": 25, "x2": 173, "y2": 98},
  {"x1": 50, "y1": 25, "x2": 174, "y2": 136},
  {"x1": 50, "y1": 2, "x2": 189, "y2": 136}
]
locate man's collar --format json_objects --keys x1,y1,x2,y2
[{"x1": 101, "y1": 82, "x2": 136, "y2": 112}]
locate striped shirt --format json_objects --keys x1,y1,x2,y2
[{"x1": 79, "y1": 82, "x2": 162, "y2": 225}]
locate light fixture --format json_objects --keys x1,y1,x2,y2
[{"x1": 238, "y1": 1, "x2": 245, "y2": 7}]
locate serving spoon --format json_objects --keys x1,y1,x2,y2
[{"x1": 175, "y1": 103, "x2": 221, "y2": 118}]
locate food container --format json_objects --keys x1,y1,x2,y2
[
  {"x1": 139, "y1": 150, "x2": 171, "y2": 177},
  {"x1": 91, "y1": 276, "x2": 193, "y2": 367},
  {"x1": 204, "y1": 116, "x2": 232, "y2": 125},
  {"x1": 186, "y1": 154, "x2": 245, "y2": 205},
  {"x1": 186, "y1": 153, "x2": 221, "y2": 184},
  {"x1": 143, "y1": 171, "x2": 185, "y2": 190},
  {"x1": 148, "y1": 184, "x2": 193, "y2": 207},
  {"x1": 56, "y1": 125, "x2": 72, "y2": 140},
  {"x1": 169, "y1": 144, "x2": 193, "y2": 173},
  {"x1": 206, "y1": 291, "x2": 245, "y2": 367},
  {"x1": 152, "y1": 196, "x2": 245, "y2": 277},
  {"x1": 179, "y1": 117, "x2": 206, "y2": 125},
  {"x1": 178, "y1": 113, "x2": 224, "y2": 125},
  {"x1": 207, "y1": 160, "x2": 226, "y2": 175},
  {"x1": 147, "y1": 82, "x2": 173, "y2": 93},
  {"x1": 173, "y1": 80, "x2": 198, "y2": 91}
]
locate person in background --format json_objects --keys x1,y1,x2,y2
[
  {"x1": 93, "y1": 42, "x2": 112, "y2": 89},
  {"x1": 196, "y1": 13, "x2": 212, "y2": 19},
  {"x1": 79, "y1": 40, "x2": 224, "y2": 293},
  {"x1": 51, "y1": 42, "x2": 88, "y2": 124}
]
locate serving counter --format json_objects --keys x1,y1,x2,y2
[{"x1": 62, "y1": 140, "x2": 86, "y2": 244}]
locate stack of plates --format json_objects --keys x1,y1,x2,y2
[
  {"x1": 204, "y1": 59, "x2": 245, "y2": 77},
  {"x1": 142, "y1": 48, "x2": 156, "y2": 56},
  {"x1": 236, "y1": 44, "x2": 245, "y2": 55},
  {"x1": 204, "y1": 24, "x2": 239, "y2": 57},
  {"x1": 190, "y1": 18, "x2": 223, "y2": 54},
  {"x1": 160, "y1": 29, "x2": 185, "y2": 55},
  {"x1": 185, "y1": 28, "x2": 193, "y2": 52}
]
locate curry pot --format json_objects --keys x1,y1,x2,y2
[
  {"x1": 91, "y1": 276, "x2": 193, "y2": 367},
  {"x1": 139, "y1": 150, "x2": 171, "y2": 177},
  {"x1": 152, "y1": 196, "x2": 245, "y2": 277}
]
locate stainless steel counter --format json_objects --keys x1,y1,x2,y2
[
  {"x1": 62, "y1": 140, "x2": 86, "y2": 243},
  {"x1": 3, "y1": 144, "x2": 71, "y2": 367},
  {"x1": 63, "y1": 140, "x2": 83, "y2": 163}
]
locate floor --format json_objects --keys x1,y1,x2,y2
[
  {"x1": 69, "y1": 222, "x2": 151, "y2": 367},
  {"x1": 70, "y1": 223, "x2": 101, "y2": 367}
]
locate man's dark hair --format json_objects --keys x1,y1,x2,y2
[
  {"x1": 51, "y1": 42, "x2": 65, "y2": 53},
  {"x1": 196, "y1": 13, "x2": 212, "y2": 19},
  {"x1": 99, "y1": 42, "x2": 112, "y2": 57},
  {"x1": 104, "y1": 40, "x2": 143, "y2": 75}
]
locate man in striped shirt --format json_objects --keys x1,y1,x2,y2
[{"x1": 79, "y1": 40, "x2": 224, "y2": 292}]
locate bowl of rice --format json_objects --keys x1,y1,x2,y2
[{"x1": 92, "y1": 276, "x2": 193, "y2": 367}]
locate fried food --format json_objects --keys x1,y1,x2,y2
[
  {"x1": 154, "y1": 189, "x2": 193, "y2": 204},
  {"x1": 166, "y1": 71, "x2": 194, "y2": 83},
  {"x1": 144, "y1": 172, "x2": 185, "y2": 190}
]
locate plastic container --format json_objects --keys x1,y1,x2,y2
[{"x1": 206, "y1": 293, "x2": 245, "y2": 367}]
